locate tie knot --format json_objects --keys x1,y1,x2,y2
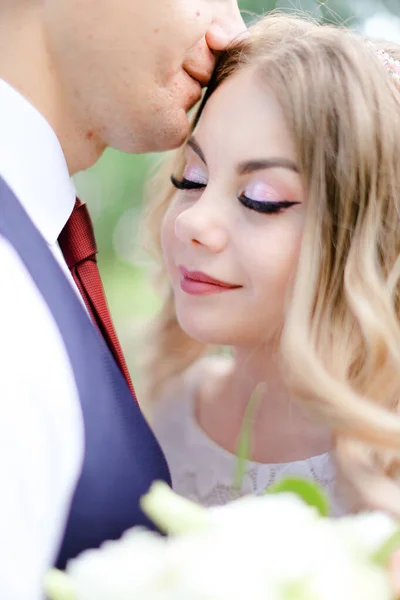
[{"x1": 59, "y1": 199, "x2": 98, "y2": 268}]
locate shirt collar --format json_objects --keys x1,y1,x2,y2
[{"x1": 0, "y1": 79, "x2": 76, "y2": 245}]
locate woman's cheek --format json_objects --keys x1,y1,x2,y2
[
  {"x1": 161, "y1": 202, "x2": 184, "y2": 276},
  {"x1": 161, "y1": 208, "x2": 175, "y2": 264}
]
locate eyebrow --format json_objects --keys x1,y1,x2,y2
[
  {"x1": 237, "y1": 158, "x2": 299, "y2": 175},
  {"x1": 187, "y1": 137, "x2": 206, "y2": 164},
  {"x1": 187, "y1": 136, "x2": 299, "y2": 175}
]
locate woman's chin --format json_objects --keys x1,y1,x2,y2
[
  {"x1": 177, "y1": 315, "x2": 241, "y2": 347},
  {"x1": 178, "y1": 316, "x2": 220, "y2": 345}
]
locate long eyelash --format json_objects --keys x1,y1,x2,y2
[
  {"x1": 170, "y1": 175, "x2": 206, "y2": 191},
  {"x1": 239, "y1": 195, "x2": 300, "y2": 214}
]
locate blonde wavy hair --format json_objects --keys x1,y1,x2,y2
[{"x1": 142, "y1": 13, "x2": 400, "y2": 514}]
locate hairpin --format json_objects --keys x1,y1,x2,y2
[{"x1": 375, "y1": 48, "x2": 400, "y2": 91}]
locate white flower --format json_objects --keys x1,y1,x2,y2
[
  {"x1": 65, "y1": 529, "x2": 170, "y2": 600},
  {"x1": 299, "y1": 559, "x2": 392, "y2": 600},
  {"x1": 334, "y1": 512, "x2": 397, "y2": 558},
  {"x1": 44, "y1": 483, "x2": 398, "y2": 600}
]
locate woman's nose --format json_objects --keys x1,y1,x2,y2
[{"x1": 174, "y1": 200, "x2": 228, "y2": 254}]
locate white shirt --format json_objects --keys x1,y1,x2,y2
[{"x1": 0, "y1": 79, "x2": 85, "y2": 600}]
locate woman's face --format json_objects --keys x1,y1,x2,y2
[{"x1": 161, "y1": 67, "x2": 306, "y2": 347}]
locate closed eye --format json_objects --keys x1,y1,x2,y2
[
  {"x1": 239, "y1": 194, "x2": 300, "y2": 214},
  {"x1": 170, "y1": 176, "x2": 300, "y2": 214},
  {"x1": 171, "y1": 175, "x2": 206, "y2": 191}
]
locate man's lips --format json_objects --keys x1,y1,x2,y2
[
  {"x1": 183, "y1": 58, "x2": 215, "y2": 87},
  {"x1": 184, "y1": 68, "x2": 211, "y2": 88},
  {"x1": 181, "y1": 71, "x2": 203, "y2": 109},
  {"x1": 178, "y1": 266, "x2": 241, "y2": 295}
]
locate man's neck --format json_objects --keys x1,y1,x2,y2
[{"x1": 0, "y1": 6, "x2": 104, "y2": 174}]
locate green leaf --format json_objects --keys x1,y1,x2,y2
[
  {"x1": 43, "y1": 569, "x2": 77, "y2": 600},
  {"x1": 265, "y1": 476, "x2": 330, "y2": 517},
  {"x1": 232, "y1": 383, "x2": 265, "y2": 491},
  {"x1": 372, "y1": 529, "x2": 400, "y2": 566}
]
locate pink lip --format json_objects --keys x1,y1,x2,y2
[{"x1": 178, "y1": 266, "x2": 241, "y2": 296}]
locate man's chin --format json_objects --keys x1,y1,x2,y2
[
  {"x1": 155, "y1": 113, "x2": 191, "y2": 151},
  {"x1": 114, "y1": 109, "x2": 191, "y2": 154},
  {"x1": 165, "y1": 128, "x2": 190, "y2": 150}
]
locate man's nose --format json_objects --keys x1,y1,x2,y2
[{"x1": 205, "y1": 2, "x2": 247, "y2": 52}]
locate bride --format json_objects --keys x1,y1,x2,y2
[{"x1": 140, "y1": 13, "x2": 400, "y2": 517}]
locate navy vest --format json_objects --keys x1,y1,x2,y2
[{"x1": 0, "y1": 178, "x2": 171, "y2": 569}]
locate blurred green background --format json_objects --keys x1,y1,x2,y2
[{"x1": 74, "y1": 0, "x2": 400, "y2": 378}]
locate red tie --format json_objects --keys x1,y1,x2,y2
[{"x1": 58, "y1": 199, "x2": 136, "y2": 400}]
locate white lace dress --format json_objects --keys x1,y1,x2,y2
[{"x1": 151, "y1": 362, "x2": 347, "y2": 516}]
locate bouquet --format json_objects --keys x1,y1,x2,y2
[{"x1": 45, "y1": 478, "x2": 400, "y2": 600}]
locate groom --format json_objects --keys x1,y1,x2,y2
[{"x1": 0, "y1": 1, "x2": 245, "y2": 598}]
